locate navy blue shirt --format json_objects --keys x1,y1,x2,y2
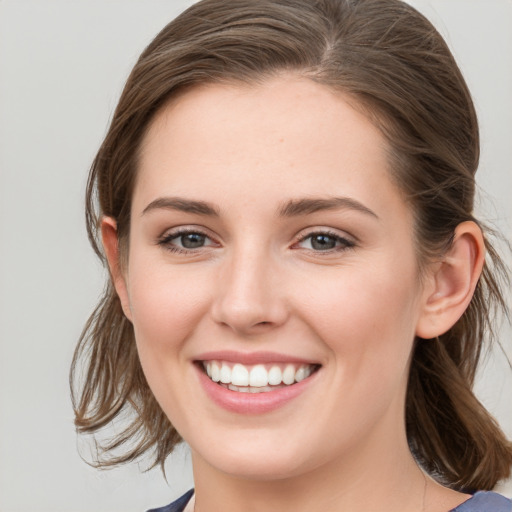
[{"x1": 147, "y1": 489, "x2": 512, "y2": 512}]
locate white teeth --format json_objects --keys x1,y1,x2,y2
[
  {"x1": 211, "y1": 362, "x2": 220, "y2": 382},
  {"x1": 231, "y1": 364, "x2": 249, "y2": 386},
  {"x1": 224, "y1": 383, "x2": 279, "y2": 393},
  {"x1": 249, "y1": 365, "x2": 268, "y2": 387},
  {"x1": 203, "y1": 360, "x2": 317, "y2": 390},
  {"x1": 282, "y1": 364, "x2": 295, "y2": 385},
  {"x1": 295, "y1": 366, "x2": 306, "y2": 382},
  {"x1": 220, "y1": 363, "x2": 231, "y2": 384},
  {"x1": 268, "y1": 366, "x2": 282, "y2": 385}
]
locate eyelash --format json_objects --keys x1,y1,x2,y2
[
  {"x1": 293, "y1": 230, "x2": 356, "y2": 253},
  {"x1": 157, "y1": 228, "x2": 217, "y2": 254},
  {"x1": 157, "y1": 228, "x2": 356, "y2": 255}
]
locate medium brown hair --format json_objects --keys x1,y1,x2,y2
[{"x1": 71, "y1": 0, "x2": 512, "y2": 490}]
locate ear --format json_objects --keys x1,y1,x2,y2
[
  {"x1": 101, "y1": 216, "x2": 133, "y2": 322},
  {"x1": 415, "y1": 221, "x2": 485, "y2": 339}
]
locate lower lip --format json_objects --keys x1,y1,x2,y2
[{"x1": 195, "y1": 364, "x2": 318, "y2": 414}]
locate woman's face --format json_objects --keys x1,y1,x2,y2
[{"x1": 116, "y1": 77, "x2": 433, "y2": 480}]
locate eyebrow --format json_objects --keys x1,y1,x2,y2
[
  {"x1": 278, "y1": 197, "x2": 379, "y2": 219},
  {"x1": 141, "y1": 195, "x2": 378, "y2": 219},
  {"x1": 142, "y1": 197, "x2": 220, "y2": 217}
]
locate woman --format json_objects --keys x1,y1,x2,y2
[{"x1": 71, "y1": 0, "x2": 512, "y2": 510}]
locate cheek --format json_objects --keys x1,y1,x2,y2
[
  {"x1": 126, "y1": 254, "x2": 212, "y2": 358},
  {"x1": 124, "y1": 256, "x2": 214, "y2": 433},
  {"x1": 295, "y1": 260, "x2": 420, "y2": 383}
]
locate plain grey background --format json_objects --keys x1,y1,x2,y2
[{"x1": 0, "y1": 1, "x2": 511, "y2": 511}]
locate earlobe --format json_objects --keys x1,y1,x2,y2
[
  {"x1": 101, "y1": 217, "x2": 133, "y2": 322},
  {"x1": 415, "y1": 221, "x2": 485, "y2": 339}
]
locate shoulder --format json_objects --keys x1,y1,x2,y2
[
  {"x1": 146, "y1": 489, "x2": 511, "y2": 512},
  {"x1": 146, "y1": 489, "x2": 194, "y2": 512},
  {"x1": 450, "y1": 491, "x2": 511, "y2": 511}
]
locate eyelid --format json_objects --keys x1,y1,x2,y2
[
  {"x1": 292, "y1": 227, "x2": 357, "y2": 252},
  {"x1": 156, "y1": 225, "x2": 356, "y2": 254},
  {"x1": 157, "y1": 225, "x2": 220, "y2": 253}
]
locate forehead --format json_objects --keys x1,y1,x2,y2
[{"x1": 135, "y1": 76, "x2": 405, "y2": 221}]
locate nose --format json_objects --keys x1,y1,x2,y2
[{"x1": 210, "y1": 245, "x2": 289, "y2": 336}]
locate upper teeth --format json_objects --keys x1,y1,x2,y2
[{"x1": 203, "y1": 361, "x2": 315, "y2": 387}]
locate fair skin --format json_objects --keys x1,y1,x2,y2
[{"x1": 102, "y1": 77, "x2": 484, "y2": 512}]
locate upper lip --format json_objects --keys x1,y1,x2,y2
[{"x1": 194, "y1": 350, "x2": 321, "y2": 366}]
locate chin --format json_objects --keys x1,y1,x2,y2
[
  {"x1": 212, "y1": 454, "x2": 309, "y2": 482},
  {"x1": 189, "y1": 429, "x2": 321, "y2": 482}
]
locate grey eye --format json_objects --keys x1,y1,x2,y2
[
  {"x1": 309, "y1": 234, "x2": 337, "y2": 250},
  {"x1": 180, "y1": 233, "x2": 207, "y2": 249},
  {"x1": 296, "y1": 231, "x2": 355, "y2": 253}
]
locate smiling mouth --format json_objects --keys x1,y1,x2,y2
[{"x1": 199, "y1": 361, "x2": 320, "y2": 393}]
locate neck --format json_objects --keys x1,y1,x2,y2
[{"x1": 191, "y1": 431, "x2": 427, "y2": 512}]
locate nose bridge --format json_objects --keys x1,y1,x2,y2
[{"x1": 211, "y1": 238, "x2": 286, "y2": 333}]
